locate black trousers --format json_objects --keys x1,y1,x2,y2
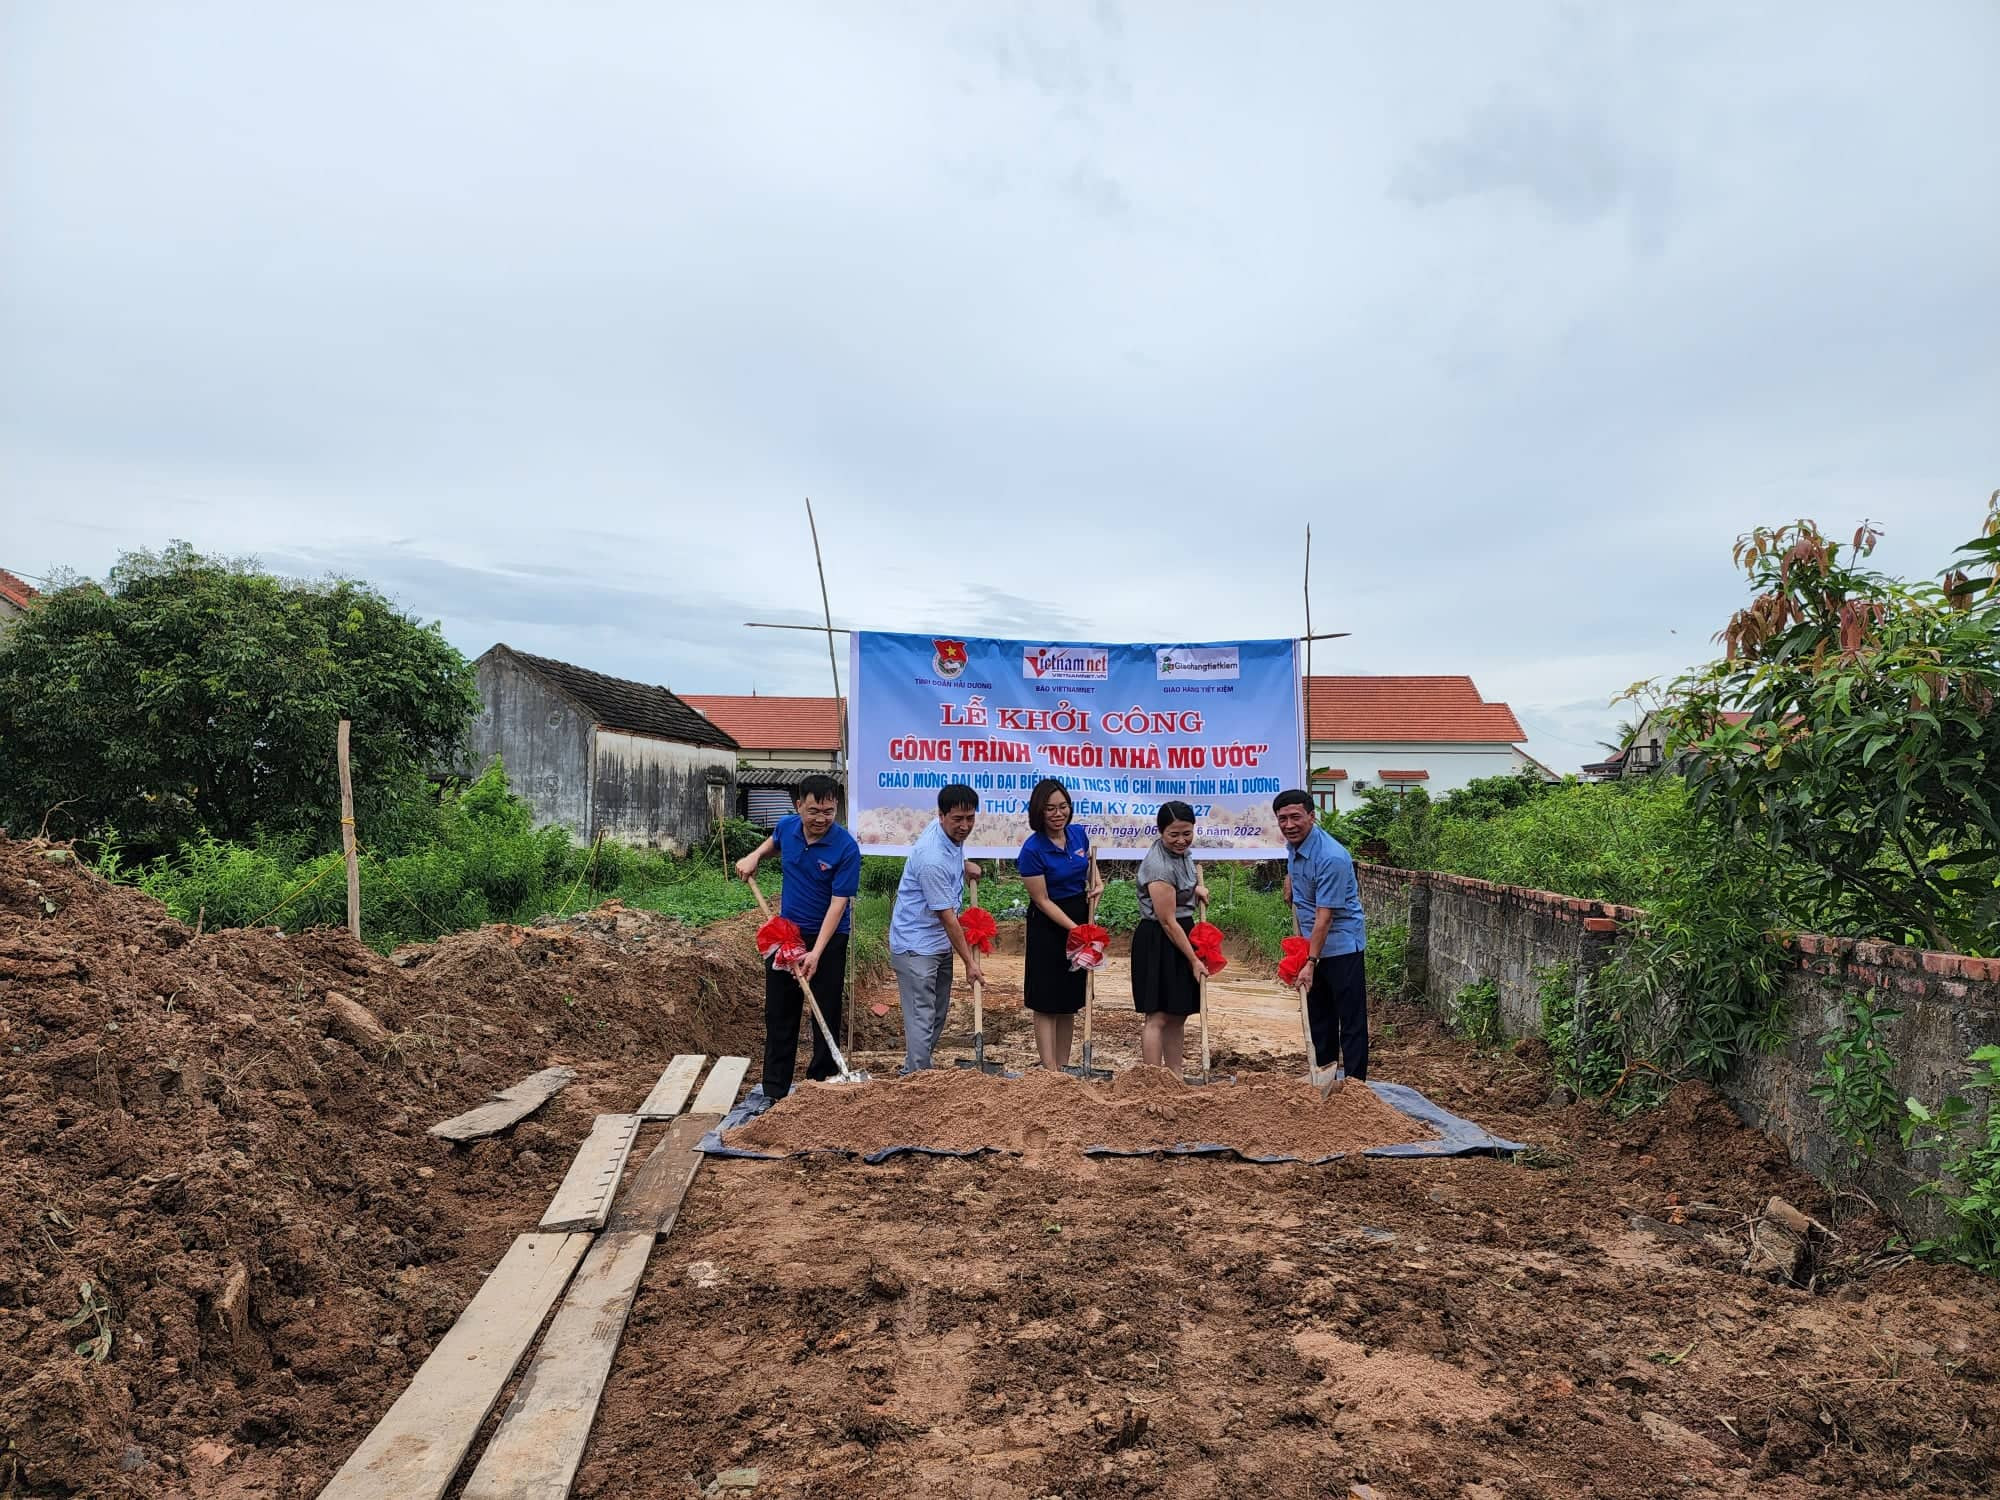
[
  {"x1": 1305, "y1": 950, "x2": 1369, "y2": 1081},
  {"x1": 763, "y1": 932, "x2": 848, "y2": 1100}
]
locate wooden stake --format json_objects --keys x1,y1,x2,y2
[{"x1": 337, "y1": 719, "x2": 361, "y2": 941}]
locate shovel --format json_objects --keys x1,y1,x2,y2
[
  {"x1": 745, "y1": 876, "x2": 869, "y2": 1085},
  {"x1": 1291, "y1": 907, "x2": 1341, "y2": 1097},
  {"x1": 954, "y1": 876, "x2": 1010, "y2": 1076},
  {"x1": 1062, "y1": 891, "x2": 1113, "y2": 1080},
  {"x1": 1184, "y1": 897, "x2": 1219, "y2": 1087}
]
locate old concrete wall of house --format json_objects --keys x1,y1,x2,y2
[
  {"x1": 467, "y1": 656, "x2": 591, "y2": 840},
  {"x1": 1357, "y1": 861, "x2": 2000, "y2": 1234},
  {"x1": 590, "y1": 729, "x2": 733, "y2": 853}
]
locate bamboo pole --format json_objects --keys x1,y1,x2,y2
[
  {"x1": 747, "y1": 620, "x2": 1351, "y2": 644},
  {"x1": 805, "y1": 498, "x2": 855, "y2": 1057},
  {"x1": 1303, "y1": 525, "x2": 1314, "y2": 790},
  {"x1": 337, "y1": 719, "x2": 361, "y2": 941}
]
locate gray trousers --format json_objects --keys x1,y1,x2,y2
[{"x1": 890, "y1": 949, "x2": 954, "y2": 1072}]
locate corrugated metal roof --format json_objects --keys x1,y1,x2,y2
[{"x1": 736, "y1": 767, "x2": 845, "y2": 788}]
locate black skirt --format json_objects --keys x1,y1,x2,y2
[
  {"x1": 1131, "y1": 915, "x2": 1201, "y2": 1016},
  {"x1": 1024, "y1": 894, "x2": 1089, "y2": 1014}
]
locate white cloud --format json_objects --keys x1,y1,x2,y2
[{"x1": 3, "y1": 0, "x2": 1996, "y2": 777}]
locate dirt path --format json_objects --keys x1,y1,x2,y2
[{"x1": 846, "y1": 933, "x2": 1314, "y2": 1075}]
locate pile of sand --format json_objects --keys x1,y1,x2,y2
[{"x1": 722, "y1": 1063, "x2": 1433, "y2": 1158}]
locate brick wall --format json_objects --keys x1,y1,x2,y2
[{"x1": 1357, "y1": 862, "x2": 2000, "y2": 1229}]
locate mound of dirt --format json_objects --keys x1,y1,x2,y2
[
  {"x1": 0, "y1": 838, "x2": 765, "y2": 1498},
  {"x1": 723, "y1": 1063, "x2": 1435, "y2": 1159}
]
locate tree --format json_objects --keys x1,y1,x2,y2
[
  {"x1": 0, "y1": 543, "x2": 481, "y2": 858},
  {"x1": 1597, "y1": 718, "x2": 1642, "y2": 755},
  {"x1": 1659, "y1": 496, "x2": 2000, "y2": 953},
  {"x1": 1433, "y1": 768, "x2": 1563, "y2": 822}
]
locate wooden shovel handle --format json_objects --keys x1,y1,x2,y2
[{"x1": 1196, "y1": 898, "x2": 1211, "y2": 1073}]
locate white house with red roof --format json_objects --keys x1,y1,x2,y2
[
  {"x1": 1303, "y1": 675, "x2": 1548, "y2": 810},
  {"x1": 682, "y1": 693, "x2": 845, "y2": 825}
]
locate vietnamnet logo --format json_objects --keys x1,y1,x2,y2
[
  {"x1": 1022, "y1": 645, "x2": 1110, "y2": 681},
  {"x1": 1156, "y1": 646, "x2": 1240, "y2": 679}
]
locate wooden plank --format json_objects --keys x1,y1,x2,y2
[
  {"x1": 429, "y1": 1066, "x2": 576, "y2": 1142},
  {"x1": 688, "y1": 1055, "x2": 749, "y2": 1116},
  {"x1": 316, "y1": 1231, "x2": 591, "y2": 1500},
  {"x1": 458, "y1": 1229, "x2": 658, "y2": 1500},
  {"x1": 634, "y1": 1054, "x2": 706, "y2": 1119},
  {"x1": 537, "y1": 1113, "x2": 641, "y2": 1233},
  {"x1": 498, "y1": 1065, "x2": 582, "y2": 1104},
  {"x1": 608, "y1": 1114, "x2": 710, "y2": 1236}
]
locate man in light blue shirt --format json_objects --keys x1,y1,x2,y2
[
  {"x1": 1275, "y1": 788, "x2": 1369, "y2": 1081},
  {"x1": 889, "y1": 783, "x2": 984, "y2": 1071}
]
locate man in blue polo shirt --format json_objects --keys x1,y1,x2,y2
[
  {"x1": 735, "y1": 774, "x2": 861, "y2": 1099},
  {"x1": 1274, "y1": 787, "x2": 1369, "y2": 1082}
]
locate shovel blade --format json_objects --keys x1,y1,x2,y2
[
  {"x1": 1063, "y1": 1041, "x2": 1113, "y2": 1080},
  {"x1": 954, "y1": 1033, "x2": 1010, "y2": 1075}
]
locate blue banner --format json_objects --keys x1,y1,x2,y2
[{"x1": 846, "y1": 632, "x2": 1303, "y2": 859}]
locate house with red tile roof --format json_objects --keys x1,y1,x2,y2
[
  {"x1": 682, "y1": 694, "x2": 845, "y2": 825},
  {"x1": 0, "y1": 568, "x2": 39, "y2": 632},
  {"x1": 1303, "y1": 675, "x2": 1548, "y2": 810}
]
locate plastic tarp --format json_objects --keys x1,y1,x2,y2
[{"x1": 697, "y1": 1079, "x2": 1526, "y2": 1165}]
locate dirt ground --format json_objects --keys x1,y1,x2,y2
[
  {"x1": 6, "y1": 844, "x2": 1999, "y2": 1498},
  {"x1": 580, "y1": 950, "x2": 2000, "y2": 1499}
]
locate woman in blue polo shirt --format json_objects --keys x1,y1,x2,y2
[{"x1": 1017, "y1": 777, "x2": 1103, "y2": 1070}]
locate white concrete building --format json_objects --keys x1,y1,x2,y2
[{"x1": 1303, "y1": 676, "x2": 1549, "y2": 810}]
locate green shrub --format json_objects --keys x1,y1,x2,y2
[
  {"x1": 1808, "y1": 990, "x2": 1905, "y2": 1178},
  {"x1": 1450, "y1": 978, "x2": 1501, "y2": 1049},
  {"x1": 1365, "y1": 922, "x2": 1408, "y2": 999},
  {"x1": 1902, "y1": 1046, "x2": 2000, "y2": 1277},
  {"x1": 1538, "y1": 961, "x2": 1622, "y2": 1096},
  {"x1": 1094, "y1": 880, "x2": 1141, "y2": 934},
  {"x1": 108, "y1": 762, "x2": 778, "y2": 951},
  {"x1": 1202, "y1": 868, "x2": 1294, "y2": 962},
  {"x1": 849, "y1": 892, "x2": 893, "y2": 986},
  {"x1": 714, "y1": 817, "x2": 767, "y2": 865},
  {"x1": 861, "y1": 855, "x2": 905, "y2": 896}
]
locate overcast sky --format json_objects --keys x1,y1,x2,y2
[{"x1": 4, "y1": 3, "x2": 1995, "y2": 770}]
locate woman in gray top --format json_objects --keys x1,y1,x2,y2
[{"x1": 1129, "y1": 800, "x2": 1210, "y2": 1071}]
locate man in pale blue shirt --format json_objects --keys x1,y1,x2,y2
[
  {"x1": 889, "y1": 783, "x2": 984, "y2": 1071},
  {"x1": 1275, "y1": 787, "x2": 1369, "y2": 1081}
]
